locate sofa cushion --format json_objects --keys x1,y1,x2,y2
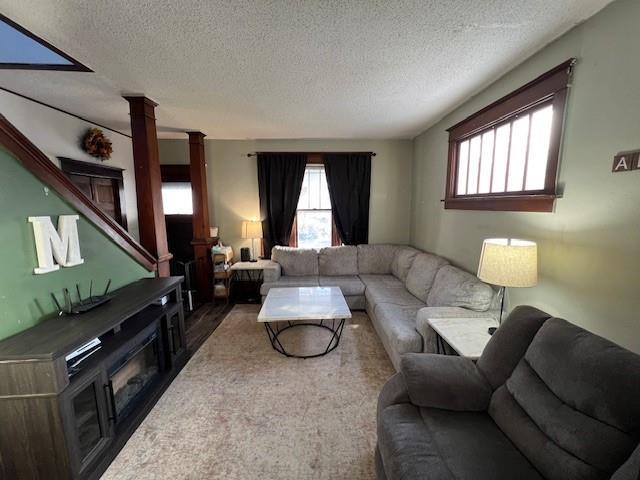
[
  {"x1": 427, "y1": 265, "x2": 494, "y2": 311},
  {"x1": 489, "y1": 318, "x2": 640, "y2": 480},
  {"x1": 378, "y1": 403, "x2": 542, "y2": 480},
  {"x1": 359, "y1": 274, "x2": 405, "y2": 290},
  {"x1": 366, "y1": 285, "x2": 425, "y2": 310},
  {"x1": 260, "y1": 275, "x2": 319, "y2": 295},
  {"x1": 272, "y1": 246, "x2": 318, "y2": 276},
  {"x1": 318, "y1": 275, "x2": 365, "y2": 296},
  {"x1": 318, "y1": 246, "x2": 358, "y2": 276},
  {"x1": 373, "y1": 304, "x2": 424, "y2": 356},
  {"x1": 357, "y1": 244, "x2": 399, "y2": 274},
  {"x1": 390, "y1": 247, "x2": 420, "y2": 281},
  {"x1": 405, "y1": 253, "x2": 449, "y2": 302},
  {"x1": 418, "y1": 407, "x2": 543, "y2": 480},
  {"x1": 524, "y1": 318, "x2": 640, "y2": 434}
]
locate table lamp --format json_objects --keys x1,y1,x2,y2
[
  {"x1": 477, "y1": 238, "x2": 537, "y2": 330},
  {"x1": 241, "y1": 220, "x2": 263, "y2": 262}
]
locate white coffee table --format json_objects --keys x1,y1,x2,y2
[{"x1": 258, "y1": 287, "x2": 352, "y2": 358}]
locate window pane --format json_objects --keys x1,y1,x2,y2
[
  {"x1": 161, "y1": 182, "x2": 193, "y2": 215},
  {"x1": 467, "y1": 135, "x2": 481, "y2": 195},
  {"x1": 507, "y1": 115, "x2": 530, "y2": 192},
  {"x1": 492, "y1": 124, "x2": 510, "y2": 193},
  {"x1": 478, "y1": 130, "x2": 494, "y2": 194},
  {"x1": 457, "y1": 141, "x2": 469, "y2": 195},
  {"x1": 320, "y1": 172, "x2": 331, "y2": 209},
  {"x1": 308, "y1": 168, "x2": 321, "y2": 209},
  {"x1": 297, "y1": 170, "x2": 310, "y2": 209},
  {"x1": 297, "y1": 210, "x2": 332, "y2": 249},
  {"x1": 525, "y1": 105, "x2": 553, "y2": 190}
]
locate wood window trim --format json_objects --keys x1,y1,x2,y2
[
  {"x1": 444, "y1": 59, "x2": 575, "y2": 213},
  {"x1": 160, "y1": 164, "x2": 191, "y2": 183},
  {"x1": 59, "y1": 157, "x2": 128, "y2": 230}
]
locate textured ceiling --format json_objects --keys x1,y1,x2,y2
[{"x1": 0, "y1": 0, "x2": 613, "y2": 139}]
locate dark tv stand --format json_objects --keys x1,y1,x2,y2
[{"x1": 0, "y1": 277, "x2": 187, "y2": 480}]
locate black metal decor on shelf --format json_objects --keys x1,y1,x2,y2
[{"x1": 51, "y1": 279, "x2": 113, "y2": 315}]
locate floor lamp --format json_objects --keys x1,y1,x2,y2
[{"x1": 477, "y1": 238, "x2": 538, "y2": 333}]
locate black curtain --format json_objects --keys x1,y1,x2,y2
[
  {"x1": 324, "y1": 153, "x2": 371, "y2": 245},
  {"x1": 257, "y1": 153, "x2": 307, "y2": 258}
]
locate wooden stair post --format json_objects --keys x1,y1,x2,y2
[
  {"x1": 124, "y1": 96, "x2": 172, "y2": 276},
  {"x1": 188, "y1": 131, "x2": 216, "y2": 302}
]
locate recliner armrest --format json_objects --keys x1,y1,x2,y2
[
  {"x1": 400, "y1": 353, "x2": 492, "y2": 411},
  {"x1": 262, "y1": 262, "x2": 281, "y2": 283},
  {"x1": 376, "y1": 373, "x2": 410, "y2": 426}
]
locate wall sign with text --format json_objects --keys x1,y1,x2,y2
[
  {"x1": 612, "y1": 150, "x2": 640, "y2": 173},
  {"x1": 28, "y1": 215, "x2": 84, "y2": 274}
]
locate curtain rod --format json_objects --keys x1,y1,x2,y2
[{"x1": 246, "y1": 151, "x2": 376, "y2": 157}]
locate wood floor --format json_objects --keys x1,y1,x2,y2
[{"x1": 184, "y1": 301, "x2": 233, "y2": 354}]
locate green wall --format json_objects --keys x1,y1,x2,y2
[
  {"x1": 0, "y1": 146, "x2": 154, "y2": 341},
  {"x1": 410, "y1": 0, "x2": 640, "y2": 353}
]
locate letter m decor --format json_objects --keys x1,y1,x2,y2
[{"x1": 28, "y1": 215, "x2": 84, "y2": 274}]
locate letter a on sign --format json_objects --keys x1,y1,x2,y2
[{"x1": 28, "y1": 215, "x2": 84, "y2": 274}]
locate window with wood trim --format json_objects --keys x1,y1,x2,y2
[
  {"x1": 445, "y1": 59, "x2": 575, "y2": 212},
  {"x1": 289, "y1": 156, "x2": 341, "y2": 248}
]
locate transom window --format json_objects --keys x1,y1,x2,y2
[
  {"x1": 445, "y1": 59, "x2": 575, "y2": 212},
  {"x1": 161, "y1": 182, "x2": 193, "y2": 215}
]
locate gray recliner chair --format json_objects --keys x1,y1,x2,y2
[{"x1": 375, "y1": 306, "x2": 640, "y2": 480}]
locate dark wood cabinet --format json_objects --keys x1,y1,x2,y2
[
  {"x1": 60, "y1": 157, "x2": 128, "y2": 230},
  {"x1": 61, "y1": 368, "x2": 112, "y2": 478},
  {"x1": 165, "y1": 306, "x2": 186, "y2": 366},
  {"x1": 0, "y1": 277, "x2": 187, "y2": 480}
]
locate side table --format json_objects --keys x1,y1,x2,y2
[
  {"x1": 230, "y1": 260, "x2": 277, "y2": 304},
  {"x1": 427, "y1": 317, "x2": 497, "y2": 360}
]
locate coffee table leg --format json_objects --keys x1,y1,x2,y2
[
  {"x1": 323, "y1": 318, "x2": 346, "y2": 354},
  {"x1": 263, "y1": 318, "x2": 347, "y2": 358},
  {"x1": 264, "y1": 322, "x2": 288, "y2": 355}
]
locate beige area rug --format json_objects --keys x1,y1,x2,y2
[{"x1": 102, "y1": 304, "x2": 394, "y2": 480}]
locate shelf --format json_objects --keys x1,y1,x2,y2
[{"x1": 0, "y1": 277, "x2": 183, "y2": 361}]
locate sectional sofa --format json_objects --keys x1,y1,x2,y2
[{"x1": 260, "y1": 244, "x2": 497, "y2": 369}]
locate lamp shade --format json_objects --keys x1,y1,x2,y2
[
  {"x1": 477, "y1": 238, "x2": 537, "y2": 288},
  {"x1": 241, "y1": 220, "x2": 263, "y2": 239}
]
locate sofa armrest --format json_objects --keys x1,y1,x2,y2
[
  {"x1": 416, "y1": 306, "x2": 499, "y2": 353},
  {"x1": 399, "y1": 353, "x2": 492, "y2": 411},
  {"x1": 377, "y1": 373, "x2": 410, "y2": 426},
  {"x1": 262, "y1": 262, "x2": 281, "y2": 283}
]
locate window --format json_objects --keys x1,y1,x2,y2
[
  {"x1": 0, "y1": 14, "x2": 91, "y2": 71},
  {"x1": 161, "y1": 182, "x2": 193, "y2": 215},
  {"x1": 445, "y1": 59, "x2": 575, "y2": 212},
  {"x1": 292, "y1": 165, "x2": 338, "y2": 249}
]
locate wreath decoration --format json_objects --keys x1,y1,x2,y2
[{"x1": 82, "y1": 128, "x2": 113, "y2": 160}]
